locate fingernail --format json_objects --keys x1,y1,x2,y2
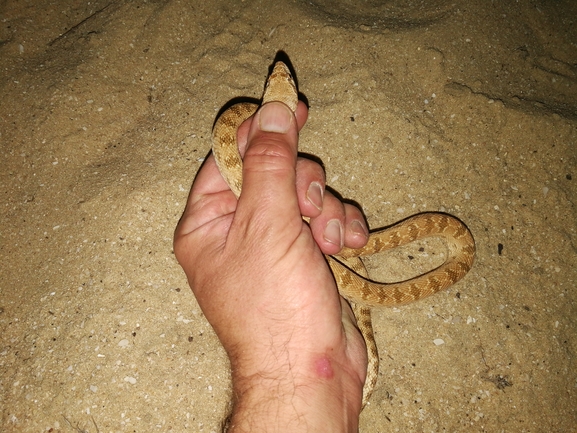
[
  {"x1": 324, "y1": 219, "x2": 343, "y2": 248},
  {"x1": 258, "y1": 102, "x2": 293, "y2": 133},
  {"x1": 306, "y1": 182, "x2": 324, "y2": 211},
  {"x1": 351, "y1": 220, "x2": 368, "y2": 238}
]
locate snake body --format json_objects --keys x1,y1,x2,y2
[{"x1": 212, "y1": 61, "x2": 476, "y2": 407}]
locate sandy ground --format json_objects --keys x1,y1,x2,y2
[{"x1": 1, "y1": 0, "x2": 576, "y2": 432}]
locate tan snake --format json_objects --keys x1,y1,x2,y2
[{"x1": 212, "y1": 61, "x2": 476, "y2": 407}]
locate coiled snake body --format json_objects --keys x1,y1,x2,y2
[{"x1": 212, "y1": 61, "x2": 476, "y2": 407}]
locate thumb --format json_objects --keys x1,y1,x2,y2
[{"x1": 236, "y1": 101, "x2": 301, "y2": 226}]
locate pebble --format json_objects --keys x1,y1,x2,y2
[{"x1": 433, "y1": 338, "x2": 445, "y2": 346}]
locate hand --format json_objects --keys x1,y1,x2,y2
[{"x1": 174, "y1": 101, "x2": 369, "y2": 432}]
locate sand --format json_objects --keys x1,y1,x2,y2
[{"x1": 1, "y1": 0, "x2": 576, "y2": 431}]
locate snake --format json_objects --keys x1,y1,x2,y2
[{"x1": 211, "y1": 61, "x2": 476, "y2": 408}]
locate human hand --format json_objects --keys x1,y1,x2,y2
[{"x1": 174, "y1": 100, "x2": 369, "y2": 432}]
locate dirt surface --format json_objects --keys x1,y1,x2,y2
[{"x1": 1, "y1": 0, "x2": 576, "y2": 432}]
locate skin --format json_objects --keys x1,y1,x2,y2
[{"x1": 174, "y1": 101, "x2": 368, "y2": 432}]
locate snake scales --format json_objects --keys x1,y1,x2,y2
[{"x1": 212, "y1": 61, "x2": 476, "y2": 407}]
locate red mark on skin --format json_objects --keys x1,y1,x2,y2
[{"x1": 314, "y1": 356, "x2": 334, "y2": 380}]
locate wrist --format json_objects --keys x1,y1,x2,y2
[{"x1": 225, "y1": 349, "x2": 363, "y2": 433}]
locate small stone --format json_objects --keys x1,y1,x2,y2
[
  {"x1": 433, "y1": 338, "x2": 445, "y2": 346},
  {"x1": 124, "y1": 376, "x2": 137, "y2": 384}
]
